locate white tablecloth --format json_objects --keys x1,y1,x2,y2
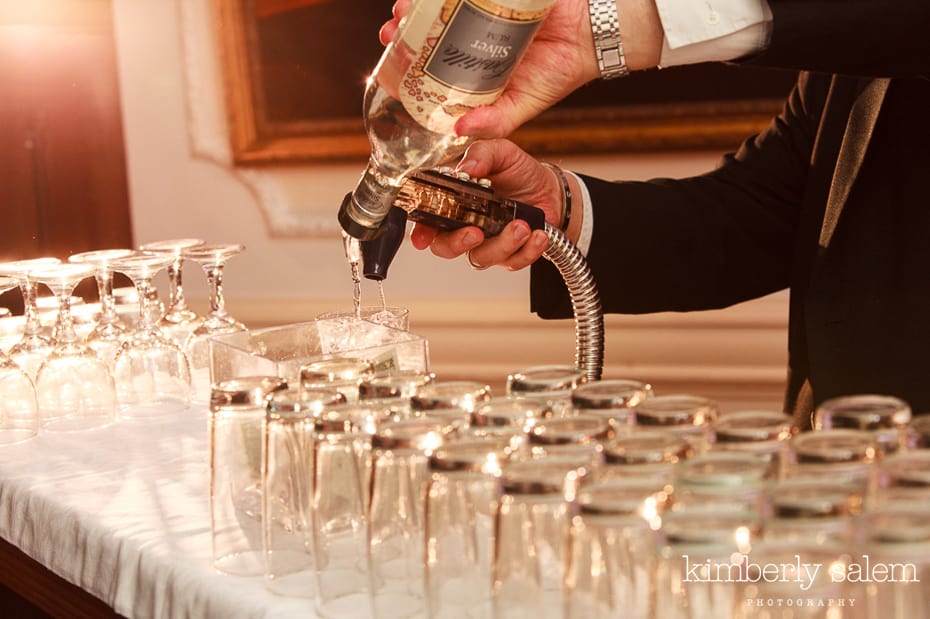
[{"x1": 0, "y1": 408, "x2": 321, "y2": 619}]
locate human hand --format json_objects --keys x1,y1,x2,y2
[
  {"x1": 380, "y1": 0, "x2": 663, "y2": 139},
  {"x1": 409, "y1": 139, "x2": 569, "y2": 271}
]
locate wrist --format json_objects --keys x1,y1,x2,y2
[
  {"x1": 585, "y1": 0, "x2": 663, "y2": 76},
  {"x1": 620, "y1": 0, "x2": 663, "y2": 70}
]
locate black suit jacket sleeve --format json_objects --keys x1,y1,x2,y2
[
  {"x1": 530, "y1": 73, "x2": 830, "y2": 319},
  {"x1": 750, "y1": 0, "x2": 930, "y2": 78}
]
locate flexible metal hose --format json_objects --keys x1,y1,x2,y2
[{"x1": 543, "y1": 224, "x2": 604, "y2": 381}]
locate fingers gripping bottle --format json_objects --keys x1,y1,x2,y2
[{"x1": 338, "y1": 0, "x2": 556, "y2": 240}]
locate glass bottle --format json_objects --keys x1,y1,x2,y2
[{"x1": 338, "y1": 0, "x2": 557, "y2": 240}]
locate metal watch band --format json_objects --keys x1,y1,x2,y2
[{"x1": 587, "y1": 0, "x2": 629, "y2": 79}]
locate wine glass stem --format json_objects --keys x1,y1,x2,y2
[
  {"x1": 167, "y1": 259, "x2": 191, "y2": 313},
  {"x1": 136, "y1": 277, "x2": 161, "y2": 332},
  {"x1": 20, "y1": 281, "x2": 43, "y2": 337},
  {"x1": 96, "y1": 270, "x2": 120, "y2": 326},
  {"x1": 55, "y1": 286, "x2": 78, "y2": 346},
  {"x1": 206, "y1": 264, "x2": 228, "y2": 320}
]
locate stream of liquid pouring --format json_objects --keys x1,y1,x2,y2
[{"x1": 342, "y1": 232, "x2": 362, "y2": 319}]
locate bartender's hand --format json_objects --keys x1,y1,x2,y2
[
  {"x1": 381, "y1": 0, "x2": 662, "y2": 138},
  {"x1": 410, "y1": 139, "x2": 575, "y2": 271}
]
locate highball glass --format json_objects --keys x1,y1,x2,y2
[
  {"x1": 564, "y1": 479, "x2": 667, "y2": 619},
  {"x1": 571, "y1": 378, "x2": 654, "y2": 432},
  {"x1": 711, "y1": 410, "x2": 797, "y2": 480},
  {"x1": 632, "y1": 394, "x2": 718, "y2": 453},
  {"x1": 209, "y1": 376, "x2": 288, "y2": 576},
  {"x1": 424, "y1": 438, "x2": 512, "y2": 619},
  {"x1": 814, "y1": 393, "x2": 911, "y2": 455},
  {"x1": 368, "y1": 417, "x2": 455, "y2": 619},
  {"x1": 262, "y1": 387, "x2": 345, "y2": 595}
]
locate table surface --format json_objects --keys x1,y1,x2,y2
[{"x1": 0, "y1": 407, "x2": 322, "y2": 619}]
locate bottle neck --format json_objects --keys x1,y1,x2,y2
[{"x1": 339, "y1": 159, "x2": 403, "y2": 240}]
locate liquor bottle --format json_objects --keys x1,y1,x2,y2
[{"x1": 338, "y1": 0, "x2": 556, "y2": 240}]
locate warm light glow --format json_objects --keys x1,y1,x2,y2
[{"x1": 734, "y1": 525, "x2": 752, "y2": 554}]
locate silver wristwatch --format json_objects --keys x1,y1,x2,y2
[{"x1": 587, "y1": 0, "x2": 629, "y2": 79}]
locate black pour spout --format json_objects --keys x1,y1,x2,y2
[{"x1": 359, "y1": 205, "x2": 408, "y2": 281}]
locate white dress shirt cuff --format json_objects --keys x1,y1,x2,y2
[
  {"x1": 654, "y1": 0, "x2": 772, "y2": 66},
  {"x1": 568, "y1": 171, "x2": 594, "y2": 257}
]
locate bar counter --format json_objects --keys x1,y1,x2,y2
[{"x1": 0, "y1": 408, "x2": 319, "y2": 619}]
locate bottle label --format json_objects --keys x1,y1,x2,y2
[{"x1": 424, "y1": 1, "x2": 542, "y2": 93}]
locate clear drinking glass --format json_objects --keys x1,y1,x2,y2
[
  {"x1": 0, "y1": 276, "x2": 39, "y2": 444},
  {"x1": 312, "y1": 404, "x2": 376, "y2": 619},
  {"x1": 784, "y1": 429, "x2": 879, "y2": 500},
  {"x1": 139, "y1": 238, "x2": 205, "y2": 345},
  {"x1": 300, "y1": 357, "x2": 376, "y2": 403},
  {"x1": 875, "y1": 450, "x2": 930, "y2": 507},
  {"x1": 0, "y1": 257, "x2": 60, "y2": 381},
  {"x1": 711, "y1": 410, "x2": 797, "y2": 480},
  {"x1": 671, "y1": 451, "x2": 773, "y2": 514},
  {"x1": 424, "y1": 438, "x2": 512, "y2": 619},
  {"x1": 30, "y1": 263, "x2": 117, "y2": 432},
  {"x1": 209, "y1": 376, "x2": 288, "y2": 576},
  {"x1": 468, "y1": 397, "x2": 554, "y2": 448},
  {"x1": 111, "y1": 254, "x2": 192, "y2": 417},
  {"x1": 564, "y1": 479, "x2": 667, "y2": 619},
  {"x1": 632, "y1": 394, "x2": 719, "y2": 453},
  {"x1": 67, "y1": 249, "x2": 134, "y2": 368},
  {"x1": 654, "y1": 509, "x2": 761, "y2": 619},
  {"x1": 571, "y1": 378, "x2": 654, "y2": 432},
  {"x1": 762, "y1": 478, "x2": 863, "y2": 544},
  {"x1": 737, "y1": 541, "x2": 862, "y2": 619},
  {"x1": 526, "y1": 415, "x2": 612, "y2": 450},
  {"x1": 859, "y1": 508, "x2": 930, "y2": 619},
  {"x1": 906, "y1": 415, "x2": 930, "y2": 449},
  {"x1": 262, "y1": 387, "x2": 347, "y2": 596},
  {"x1": 601, "y1": 431, "x2": 693, "y2": 484},
  {"x1": 182, "y1": 243, "x2": 247, "y2": 402},
  {"x1": 368, "y1": 417, "x2": 455, "y2": 619},
  {"x1": 491, "y1": 458, "x2": 577, "y2": 619},
  {"x1": 410, "y1": 380, "x2": 492, "y2": 416},
  {"x1": 358, "y1": 370, "x2": 435, "y2": 400},
  {"x1": 814, "y1": 393, "x2": 912, "y2": 454},
  {"x1": 505, "y1": 364, "x2": 587, "y2": 411}
]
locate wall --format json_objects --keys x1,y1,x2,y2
[{"x1": 110, "y1": 0, "x2": 789, "y2": 412}]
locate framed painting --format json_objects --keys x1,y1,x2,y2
[{"x1": 215, "y1": 0, "x2": 798, "y2": 164}]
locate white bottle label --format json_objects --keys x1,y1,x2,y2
[
  {"x1": 400, "y1": 0, "x2": 548, "y2": 132},
  {"x1": 425, "y1": 2, "x2": 542, "y2": 93}
]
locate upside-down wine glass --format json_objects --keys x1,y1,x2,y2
[
  {"x1": 68, "y1": 249, "x2": 134, "y2": 368},
  {"x1": 0, "y1": 276, "x2": 39, "y2": 444},
  {"x1": 0, "y1": 257, "x2": 60, "y2": 381},
  {"x1": 139, "y1": 238, "x2": 204, "y2": 346},
  {"x1": 111, "y1": 254, "x2": 192, "y2": 417},
  {"x1": 30, "y1": 263, "x2": 116, "y2": 432},
  {"x1": 182, "y1": 243, "x2": 247, "y2": 402}
]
